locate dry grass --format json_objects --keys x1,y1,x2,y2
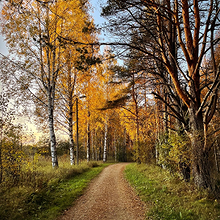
[{"x1": 0, "y1": 155, "x2": 108, "y2": 220}]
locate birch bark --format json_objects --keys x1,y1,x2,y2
[
  {"x1": 48, "y1": 98, "x2": 58, "y2": 167},
  {"x1": 87, "y1": 109, "x2": 91, "y2": 162},
  {"x1": 103, "y1": 114, "x2": 108, "y2": 162}
]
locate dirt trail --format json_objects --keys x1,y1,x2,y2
[{"x1": 58, "y1": 163, "x2": 146, "y2": 220}]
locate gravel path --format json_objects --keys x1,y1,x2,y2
[{"x1": 58, "y1": 163, "x2": 146, "y2": 220}]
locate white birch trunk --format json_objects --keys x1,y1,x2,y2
[
  {"x1": 103, "y1": 116, "x2": 108, "y2": 162},
  {"x1": 69, "y1": 126, "x2": 75, "y2": 165},
  {"x1": 46, "y1": 4, "x2": 59, "y2": 168},
  {"x1": 69, "y1": 96, "x2": 75, "y2": 165},
  {"x1": 67, "y1": 53, "x2": 75, "y2": 165},
  {"x1": 91, "y1": 130, "x2": 94, "y2": 161},
  {"x1": 155, "y1": 103, "x2": 160, "y2": 164},
  {"x1": 87, "y1": 110, "x2": 91, "y2": 162},
  {"x1": 76, "y1": 97, "x2": 79, "y2": 165},
  {"x1": 48, "y1": 100, "x2": 58, "y2": 167},
  {"x1": 114, "y1": 132, "x2": 117, "y2": 162},
  {"x1": 123, "y1": 128, "x2": 126, "y2": 162},
  {"x1": 94, "y1": 130, "x2": 98, "y2": 161}
]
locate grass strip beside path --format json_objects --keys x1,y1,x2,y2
[
  {"x1": 0, "y1": 162, "x2": 111, "y2": 220},
  {"x1": 125, "y1": 163, "x2": 220, "y2": 220},
  {"x1": 31, "y1": 163, "x2": 110, "y2": 220}
]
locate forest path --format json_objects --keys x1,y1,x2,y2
[{"x1": 58, "y1": 163, "x2": 146, "y2": 220}]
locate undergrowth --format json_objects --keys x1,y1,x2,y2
[
  {"x1": 0, "y1": 155, "x2": 110, "y2": 220},
  {"x1": 125, "y1": 163, "x2": 220, "y2": 220}
]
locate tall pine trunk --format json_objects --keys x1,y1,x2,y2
[{"x1": 189, "y1": 107, "x2": 212, "y2": 189}]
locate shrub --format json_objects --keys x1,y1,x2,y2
[{"x1": 157, "y1": 132, "x2": 191, "y2": 180}]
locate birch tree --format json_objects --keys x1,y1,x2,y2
[
  {"x1": 1, "y1": 0, "x2": 92, "y2": 167},
  {"x1": 56, "y1": 34, "x2": 97, "y2": 165}
]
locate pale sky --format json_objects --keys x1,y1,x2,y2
[{"x1": 0, "y1": 36, "x2": 7, "y2": 55}]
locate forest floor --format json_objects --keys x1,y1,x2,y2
[{"x1": 57, "y1": 163, "x2": 146, "y2": 220}]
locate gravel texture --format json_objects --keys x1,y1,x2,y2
[{"x1": 58, "y1": 163, "x2": 146, "y2": 220}]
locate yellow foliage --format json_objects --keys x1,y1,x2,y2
[
  {"x1": 1, "y1": 138, "x2": 25, "y2": 184},
  {"x1": 158, "y1": 132, "x2": 191, "y2": 172}
]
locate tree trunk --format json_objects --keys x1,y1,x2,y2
[
  {"x1": 68, "y1": 96, "x2": 75, "y2": 165},
  {"x1": 114, "y1": 132, "x2": 117, "y2": 162},
  {"x1": 131, "y1": 73, "x2": 141, "y2": 163},
  {"x1": 87, "y1": 110, "x2": 91, "y2": 162},
  {"x1": 155, "y1": 102, "x2": 160, "y2": 164},
  {"x1": 191, "y1": 139, "x2": 212, "y2": 189},
  {"x1": 213, "y1": 124, "x2": 220, "y2": 172},
  {"x1": 94, "y1": 130, "x2": 98, "y2": 161},
  {"x1": 48, "y1": 102, "x2": 58, "y2": 168},
  {"x1": 99, "y1": 146, "x2": 102, "y2": 161},
  {"x1": 103, "y1": 117, "x2": 108, "y2": 162},
  {"x1": 67, "y1": 51, "x2": 75, "y2": 166},
  {"x1": 0, "y1": 140, "x2": 2, "y2": 184},
  {"x1": 123, "y1": 128, "x2": 127, "y2": 162},
  {"x1": 91, "y1": 130, "x2": 95, "y2": 161},
  {"x1": 69, "y1": 137, "x2": 75, "y2": 165},
  {"x1": 189, "y1": 107, "x2": 212, "y2": 189},
  {"x1": 76, "y1": 97, "x2": 79, "y2": 165},
  {"x1": 163, "y1": 86, "x2": 169, "y2": 136},
  {"x1": 0, "y1": 107, "x2": 3, "y2": 183}
]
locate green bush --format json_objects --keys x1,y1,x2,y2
[{"x1": 156, "y1": 132, "x2": 191, "y2": 179}]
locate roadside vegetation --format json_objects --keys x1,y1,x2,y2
[
  {"x1": 125, "y1": 163, "x2": 220, "y2": 220},
  {"x1": 0, "y1": 156, "x2": 110, "y2": 220}
]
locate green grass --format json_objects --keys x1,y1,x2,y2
[
  {"x1": 125, "y1": 163, "x2": 220, "y2": 220},
  {"x1": 0, "y1": 158, "x2": 111, "y2": 220}
]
